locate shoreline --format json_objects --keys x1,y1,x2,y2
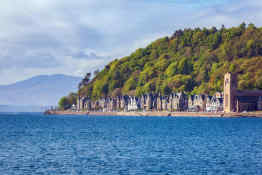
[{"x1": 44, "y1": 110, "x2": 262, "y2": 118}]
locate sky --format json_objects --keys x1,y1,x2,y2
[{"x1": 0, "y1": 0, "x2": 262, "y2": 85}]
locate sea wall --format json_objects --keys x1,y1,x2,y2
[
  {"x1": 45, "y1": 110, "x2": 262, "y2": 117},
  {"x1": 89, "y1": 111, "x2": 223, "y2": 117}
]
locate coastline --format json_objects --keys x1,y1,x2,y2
[{"x1": 44, "y1": 110, "x2": 262, "y2": 118}]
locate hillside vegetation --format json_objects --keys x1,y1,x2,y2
[{"x1": 78, "y1": 23, "x2": 262, "y2": 100}]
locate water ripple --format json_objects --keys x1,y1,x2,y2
[{"x1": 0, "y1": 114, "x2": 262, "y2": 174}]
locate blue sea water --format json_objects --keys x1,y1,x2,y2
[{"x1": 0, "y1": 114, "x2": 262, "y2": 175}]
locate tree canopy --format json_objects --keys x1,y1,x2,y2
[
  {"x1": 75, "y1": 23, "x2": 262, "y2": 99},
  {"x1": 58, "y1": 93, "x2": 77, "y2": 110}
]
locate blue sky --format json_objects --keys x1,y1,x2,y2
[{"x1": 0, "y1": 0, "x2": 261, "y2": 84}]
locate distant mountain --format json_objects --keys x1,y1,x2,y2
[
  {"x1": 0, "y1": 74, "x2": 81, "y2": 107},
  {"x1": 0, "y1": 105, "x2": 49, "y2": 113}
]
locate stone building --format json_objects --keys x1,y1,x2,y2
[
  {"x1": 127, "y1": 96, "x2": 140, "y2": 111},
  {"x1": 161, "y1": 96, "x2": 168, "y2": 111},
  {"x1": 167, "y1": 94, "x2": 173, "y2": 111},
  {"x1": 151, "y1": 94, "x2": 158, "y2": 110},
  {"x1": 172, "y1": 93, "x2": 188, "y2": 112},
  {"x1": 187, "y1": 94, "x2": 207, "y2": 112},
  {"x1": 188, "y1": 95, "x2": 196, "y2": 111},
  {"x1": 156, "y1": 94, "x2": 163, "y2": 111},
  {"x1": 193, "y1": 94, "x2": 206, "y2": 112},
  {"x1": 224, "y1": 72, "x2": 262, "y2": 112},
  {"x1": 206, "y1": 96, "x2": 223, "y2": 112},
  {"x1": 140, "y1": 94, "x2": 153, "y2": 111},
  {"x1": 84, "y1": 99, "x2": 92, "y2": 111}
]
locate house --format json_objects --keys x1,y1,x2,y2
[
  {"x1": 167, "y1": 94, "x2": 173, "y2": 111},
  {"x1": 145, "y1": 94, "x2": 154, "y2": 111},
  {"x1": 172, "y1": 93, "x2": 188, "y2": 111},
  {"x1": 140, "y1": 94, "x2": 148, "y2": 111},
  {"x1": 152, "y1": 94, "x2": 159, "y2": 110},
  {"x1": 193, "y1": 94, "x2": 206, "y2": 112},
  {"x1": 127, "y1": 96, "x2": 140, "y2": 111},
  {"x1": 112, "y1": 98, "x2": 118, "y2": 111},
  {"x1": 188, "y1": 95, "x2": 195, "y2": 111},
  {"x1": 187, "y1": 94, "x2": 205, "y2": 112},
  {"x1": 206, "y1": 96, "x2": 223, "y2": 112},
  {"x1": 99, "y1": 98, "x2": 107, "y2": 112},
  {"x1": 77, "y1": 96, "x2": 88, "y2": 111},
  {"x1": 118, "y1": 96, "x2": 126, "y2": 111},
  {"x1": 156, "y1": 94, "x2": 163, "y2": 111},
  {"x1": 161, "y1": 96, "x2": 168, "y2": 111},
  {"x1": 84, "y1": 98, "x2": 92, "y2": 111},
  {"x1": 172, "y1": 93, "x2": 180, "y2": 111}
]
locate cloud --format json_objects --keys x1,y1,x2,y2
[{"x1": 0, "y1": 0, "x2": 262, "y2": 84}]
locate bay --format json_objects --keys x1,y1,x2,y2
[{"x1": 0, "y1": 113, "x2": 262, "y2": 174}]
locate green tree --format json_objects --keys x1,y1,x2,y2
[
  {"x1": 58, "y1": 97, "x2": 71, "y2": 110},
  {"x1": 61, "y1": 24, "x2": 262, "y2": 98}
]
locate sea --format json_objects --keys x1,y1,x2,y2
[{"x1": 0, "y1": 113, "x2": 262, "y2": 175}]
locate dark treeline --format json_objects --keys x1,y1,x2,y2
[{"x1": 60, "y1": 23, "x2": 262, "y2": 108}]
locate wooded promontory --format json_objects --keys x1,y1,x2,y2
[{"x1": 60, "y1": 23, "x2": 262, "y2": 108}]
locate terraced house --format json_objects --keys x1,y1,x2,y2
[
  {"x1": 75, "y1": 72, "x2": 262, "y2": 113},
  {"x1": 77, "y1": 92, "x2": 223, "y2": 113}
]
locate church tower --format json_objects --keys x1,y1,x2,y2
[{"x1": 224, "y1": 72, "x2": 237, "y2": 113}]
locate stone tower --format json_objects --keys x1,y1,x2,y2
[{"x1": 224, "y1": 72, "x2": 237, "y2": 113}]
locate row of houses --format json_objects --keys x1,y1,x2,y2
[{"x1": 76, "y1": 92, "x2": 224, "y2": 112}]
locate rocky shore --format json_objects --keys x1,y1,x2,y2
[{"x1": 44, "y1": 110, "x2": 262, "y2": 117}]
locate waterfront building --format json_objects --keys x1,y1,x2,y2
[
  {"x1": 112, "y1": 97, "x2": 118, "y2": 111},
  {"x1": 167, "y1": 94, "x2": 173, "y2": 111},
  {"x1": 141, "y1": 94, "x2": 152, "y2": 111},
  {"x1": 177, "y1": 92, "x2": 188, "y2": 111},
  {"x1": 84, "y1": 98, "x2": 92, "y2": 111},
  {"x1": 224, "y1": 72, "x2": 262, "y2": 112},
  {"x1": 161, "y1": 96, "x2": 168, "y2": 111},
  {"x1": 156, "y1": 94, "x2": 162, "y2": 111},
  {"x1": 205, "y1": 96, "x2": 213, "y2": 112},
  {"x1": 118, "y1": 96, "x2": 125, "y2": 111},
  {"x1": 193, "y1": 94, "x2": 206, "y2": 112},
  {"x1": 99, "y1": 98, "x2": 107, "y2": 112},
  {"x1": 147, "y1": 94, "x2": 154, "y2": 110},
  {"x1": 77, "y1": 96, "x2": 88, "y2": 111},
  {"x1": 75, "y1": 73, "x2": 262, "y2": 113},
  {"x1": 206, "y1": 95, "x2": 223, "y2": 112},
  {"x1": 152, "y1": 94, "x2": 158, "y2": 110},
  {"x1": 140, "y1": 95, "x2": 146, "y2": 110},
  {"x1": 172, "y1": 93, "x2": 180, "y2": 111},
  {"x1": 188, "y1": 95, "x2": 195, "y2": 111},
  {"x1": 127, "y1": 96, "x2": 140, "y2": 111}
]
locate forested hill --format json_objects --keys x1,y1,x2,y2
[{"x1": 79, "y1": 23, "x2": 262, "y2": 99}]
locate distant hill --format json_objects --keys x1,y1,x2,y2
[
  {"x1": 0, "y1": 105, "x2": 49, "y2": 113},
  {"x1": 78, "y1": 23, "x2": 262, "y2": 99},
  {"x1": 0, "y1": 74, "x2": 81, "y2": 107}
]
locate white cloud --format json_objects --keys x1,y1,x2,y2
[{"x1": 0, "y1": 0, "x2": 262, "y2": 84}]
